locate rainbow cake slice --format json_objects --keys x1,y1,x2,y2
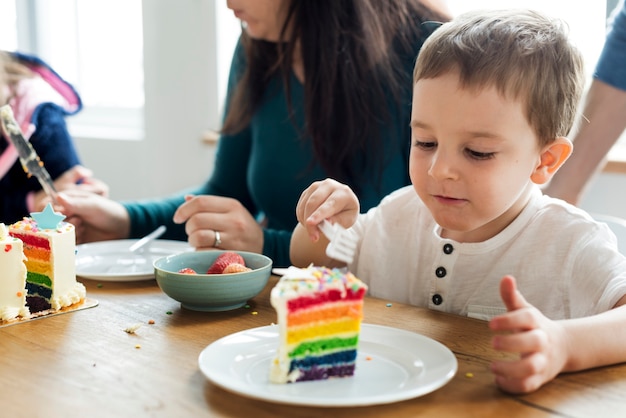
[
  {"x1": 269, "y1": 266, "x2": 368, "y2": 383},
  {"x1": 0, "y1": 223, "x2": 30, "y2": 321},
  {"x1": 8, "y1": 204, "x2": 85, "y2": 313}
]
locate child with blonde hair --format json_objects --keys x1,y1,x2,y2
[
  {"x1": 291, "y1": 9, "x2": 626, "y2": 394},
  {"x1": 0, "y1": 51, "x2": 107, "y2": 223}
]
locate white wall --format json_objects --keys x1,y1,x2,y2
[
  {"x1": 581, "y1": 173, "x2": 626, "y2": 218},
  {"x1": 73, "y1": 1, "x2": 227, "y2": 201}
]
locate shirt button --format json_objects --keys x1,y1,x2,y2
[
  {"x1": 432, "y1": 294, "x2": 443, "y2": 305},
  {"x1": 435, "y1": 266, "x2": 447, "y2": 278},
  {"x1": 443, "y1": 243, "x2": 454, "y2": 254}
]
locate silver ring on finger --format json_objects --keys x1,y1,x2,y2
[{"x1": 213, "y1": 230, "x2": 222, "y2": 248}]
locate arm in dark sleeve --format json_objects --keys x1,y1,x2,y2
[
  {"x1": 262, "y1": 228, "x2": 293, "y2": 268},
  {"x1": 595, "y1": 1, "x2": 626, "y2": 91},
  {"x1": 30, "y1": 103, "x2": 81, "y2": 178},
  {"x1": 0, "y1": 103, "x2": 80, "y2": 223}
]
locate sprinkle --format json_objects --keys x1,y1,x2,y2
[
  {"x1": 16, "y1": 291, "x2": 23, "y2": 297},
  {"x1": 135, "y1": 344, "x2": 141, "y2": 349},
  {"x1": 386, "y1": 303, "x2": 392, "y2": 307},
  {"x1": 166, "y1": 311, "x2": 173, "y2": 315},
  {"x1": 97, "y1": 283, "x2": 103, "y2": 288},
  {"x1": 465, "y1": 372, "x2": 474, "y2": 378},
  {"x1": 244, "y1": 304, "x2": 250, "y2": 309},
  {"x1": 251, "y1": 311, "x2": 258, "y2": 315},
  {"x1": 366, "y1": 356, "x2": 373, "y2": 361},
  {"x1": 148, "y1": 319, "x2": 155, "y2": 325}
]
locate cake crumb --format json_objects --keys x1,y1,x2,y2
[
  {"x1": 135, "y1": 344, "x2": 141, "y2": 349},
  {"x1": 124, "y1": 323, "x2": 142, "y2": 334},
  {"x1": 366, "y1": 356, "x2": 373, "y2": 361},
  {"x1": 148, "y1": 319, "x2": 155, "y2": 325}
]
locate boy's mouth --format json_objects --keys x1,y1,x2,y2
[{"x1": 433, "y1": 194, "x2": 467, "y2": 205}]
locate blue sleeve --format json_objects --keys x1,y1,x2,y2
[
  {"x1": 30, "y1": 103, "x2": 81, "y2": 177},
  {"x1": 594, "y1": 2, "x2": 626, "y2": 91},
  {"x1": 0, "y1": 103, "x2": 80, "y2": 223}
]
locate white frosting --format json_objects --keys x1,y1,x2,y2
[
  {"x1": 0, "y1": 223, "x2": 30, "y2": 320},
  {"x1": 0, "y1": 306, "x2": 30, "y2": 322},
  {"x1": 44, "y1": 222, "x2": 79, "y2": 306},
  {"x1": 51, "y1": 282, "x2": 86, "y2": 310}
]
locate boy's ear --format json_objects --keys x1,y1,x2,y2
[{"x1": 530, "y1": 137, "x2": 573, "y2": 184}]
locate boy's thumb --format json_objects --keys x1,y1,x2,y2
[{"x1": 499, "y1": 275, "x2": 529, "y2": 312}]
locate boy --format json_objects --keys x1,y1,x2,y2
[{"x1": 290, "y1": 9, "x2": 626, "y2": 394}]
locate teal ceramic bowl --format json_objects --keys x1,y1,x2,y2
[{"x1": 153, "y1": 250, "x2": 273, "y2": 312}]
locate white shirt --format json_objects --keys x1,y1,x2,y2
[{"x1": 349, "y1": 185, "x2": 626, "y2": 320}]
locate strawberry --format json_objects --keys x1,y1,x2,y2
[
  {"x1": 178, "y1": 267, "x2": 197, "y2": 274},
  {"x1": 206, "y1": 252, "x2": 245, "y2": 274},
  {"x1": 222, "y1": 263, "x2": 252, "y2": 274}
]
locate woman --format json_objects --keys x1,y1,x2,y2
[
  {"x1": 60, "y1": 0, "x2": 450, "y2": 267},
  {"x1": 0, "y1": 51, "x2": 108, "y2": 224}
]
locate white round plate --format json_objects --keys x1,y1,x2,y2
[
  {"x1": 75, "y1": 239, "x2": 192, "y2": 281},
  {"x1": 198, "y1": 324, "x2": 457, "y2": 407}
]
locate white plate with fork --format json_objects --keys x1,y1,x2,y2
[{"x1": 75, "y1": 239, "x2": 193, "y2": 281}]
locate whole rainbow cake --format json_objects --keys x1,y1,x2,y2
[
  {"x1": 269, "y1": 266, "x2": 368, "y2": 383},
  {"x1": 8, "y1": 204, "x2": 85, "y2": 314},
  {"x1": 0, "y1": 223, "x2": 29, "y2": 321}
]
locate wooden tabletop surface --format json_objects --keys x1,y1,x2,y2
[{"x1": 1, "y1": 275, "x2": 625, "y2": 417}]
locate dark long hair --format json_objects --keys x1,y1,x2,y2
[{"x1": 221, "y1": 0, "x2": 449, "y2": 186}]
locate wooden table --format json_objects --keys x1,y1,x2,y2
[{"x1": 2, "y1": 276, "x2": 625, "y2": 417}]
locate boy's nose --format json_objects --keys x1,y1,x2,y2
[{"x1": 428, "y1": 151, "x2": 458, "y2": 180}]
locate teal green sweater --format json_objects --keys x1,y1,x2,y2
[{"x1": 125, "y1": 28, "x2": 434, "y2": 267}]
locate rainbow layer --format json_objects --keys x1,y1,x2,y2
[
  {"x1": 270, "y1": 266, "x2": 367, "y2": 383},
  {"x1": 9, "y1": 218, "x2": 84, "y2": 313}
]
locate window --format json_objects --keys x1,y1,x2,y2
[
  {"x1": 1, "y1": 0, "x2": 145, "y2": 140},
  {"x1": 0, "y1": 0, "x2": 18, "y2": 50}
]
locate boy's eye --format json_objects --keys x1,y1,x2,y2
[
  {"x1": 465, "y1": 148, "x2": 495, "y2": 160},
  {"x1": 414, "y1": 140, "x2": 436, "y2": 150}
]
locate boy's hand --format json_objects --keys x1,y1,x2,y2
[
  {"x1": 489, "y1": 276, "x2": 568, "y2": 394},
  {"x1": 295, "y1": 178, "x2": 359, "y2": 242}
]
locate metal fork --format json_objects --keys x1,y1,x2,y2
[
  {"x1": 129, "y1": 225, "x2": 166, "y2": 253},
  {"x1": 318, "y1": 219, "x2": 358, "y2": 264}
]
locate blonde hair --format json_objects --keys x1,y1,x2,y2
[
  {"x1": 0, "y1": 52, "x2": 33, "y2": 105},
  {"x1": 413, "y1": 9, "x2": 585, "y2": 146}
]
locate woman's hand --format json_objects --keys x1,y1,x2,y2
[
  {"x1": 295, "y1": 178, "x2": 360, "y2": 242},
  {"x1": 56, "y1": 190, "x2": 130, "y2": 244},
  {"x1": 489, "y1": 276, "x2": 569, "y2": 394},
  {"x1": 173, "y1": 195, "x2": 264, "y2": 253}
]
